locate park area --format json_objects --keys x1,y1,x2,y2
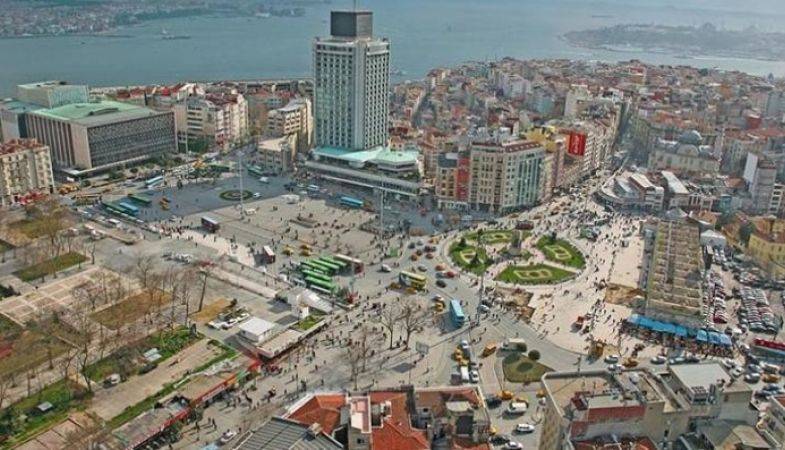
[
  {"x1": 13, "y1": 252, "x2": 87, "y2": 282},
  {"x1": 0, "y1": 315, "x2": 83, "y2": 380},
  {"x1": 448, "y1": 241, "x2": 489, "y2": 275},
  {"x1": 84, "y1": 327, "x2": 202, "y2": 383},
  {"x1": 91, "y1": 289, "x2": 171, "y2": 330},
  {"x1": 536, "y1": 236, "x2": 586, "y2": 269},
  {"x1": 0, "y1": 379, "x2": 91, "y2": 448},
  {"x1": 496, "y1": 263, "x2": 576, "y2": 285},
  {"x1": 502, "y1": 352, "x2": 552, "y2": 383}
]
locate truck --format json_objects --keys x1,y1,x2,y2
[{"x1": 502, "y1": 338, "x2": 527, "y2": 351}]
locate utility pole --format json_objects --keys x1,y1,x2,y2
[
  {"x1": 238, "y1": 150, "x2": 245, "y2": 217},
  {"x1": 378, "y1": 189, "x2": 385, "y2": 256}
]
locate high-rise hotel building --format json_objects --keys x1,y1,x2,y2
[{"x1": 313, "y1": 10, "x2": 390, "y2": 151}]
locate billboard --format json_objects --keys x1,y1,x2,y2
[{"x1": 568, "y1": 131, "x2": 587, "y2": 157}]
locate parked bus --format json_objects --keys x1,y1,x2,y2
[
  {"x1": 334, "y1": 254, "x2": 364, "y2": 274},
  {"x1": 247, "y1": 165, "x2": 265, "y2": 177},
  {"x1": 315, "y1": 257, "x2": 341, "y2": 273},
  {"x1": 449, "y1": 299, "x2": 466, "y2": 327},
  {"x1": 260, "y1": 246, "x2": 276, "y2": 264},
  {"x1": 320, "y1": 256, "x2": 348, "y2": 273},
  {"x1": 145, "y1": 175, "x2": 164, "y2": 188},
  {"x1": 304, "y1": 276, "x2": 337, "y2": 294},
  {"x1": 128, "y1": 193, "x2": 152, "y2": 206},
  {"x1": 399, "y1": 271, "x2": 426, "y2": 290},
  {"x1": 300, "y1": 261, "x2": 329, "y2": 275},
  {"x1": 301, "y1": 270, "x2": 332, "y2": 283},
  {"x1": 201, "y1": 216, "x2": 220, "y2": 233},
  {"x1": 308, "y1": 259, "x2": 336, "y2": 275},
  {"x1": 340, "y1": 196, "x2": 364, "y2": 209},
  {"x1": 102, "y1": 201, "x2": 130, "y2": 217},
  {"x1": 116, "y1": 201, "x2": 139, "y2": 216}
]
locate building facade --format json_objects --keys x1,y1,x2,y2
[
  {"x1": 314, "y1": 11, "x2": 390, "y2": 151},
  {"x1": 468, "y1": 139, "x2": 545, "y2": 214},
  {"x1": 25, "y1": 101, "x2": 176, "y2": 177},
  {"x1": 175, "y1": 92, "x2": 248, "y2": 152},
  {"x1": 0, "y1": 139, "x2": 54, "y2": 206}
]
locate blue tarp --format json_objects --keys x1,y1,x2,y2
[{"x1": 627, "y1": 315, "x2": 729, "y2": 346}]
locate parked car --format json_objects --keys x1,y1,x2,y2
[{"x1": 515, "y1": 423, "x2": 535, "y2": 434}]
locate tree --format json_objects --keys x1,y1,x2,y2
[
  {"x1": 738, "y1": 222, "x2": 755, "y2": 246},
  {"x1": 399, "y1": 299, "x2": 429, "y2": 349},
  {"x1": 343, "y1": 324, "x2": 380, "y2": 390},
  {"x1": 71, "y1": 307, "x2": 99, "y2": 393},
  {"x1": 528, "y1": 349, "x2": 541, "y2": 361},
  {"x1": 377, "y1": 303, "x2": 401, "y2": 350}
]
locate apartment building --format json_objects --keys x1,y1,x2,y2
[
  {"x1": 0, "y1": 139, "x2": 54, "y2": 206},
  {"x1": 175, "y1": 92, "x2": 248, "y2": 152},
  {"x1": 540, "y1": 364, "x2": 764, "y2": 450},
  {"x1": 642, "y1": 218, "x2": 705, "y2": 328},
  {"x1": 265, "y1": 98, "x2": 313, "y2": 153},
  {"x1": 468, "y1": 138, "x2": 545, "y2": 214}
]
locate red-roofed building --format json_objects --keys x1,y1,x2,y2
[{"x1": 283, "y1": 386, "x2": 490, "y2": 450}]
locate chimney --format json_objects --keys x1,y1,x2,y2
[{"x1": 307, "y1": 422, "x2": 323, "y2": 437}]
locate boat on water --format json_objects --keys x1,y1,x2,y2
[{"x1": 161, "y1": 28, "x2": 191, "y2": 40}]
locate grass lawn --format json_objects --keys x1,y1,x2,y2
[
  {"x1": 496, "y1": 263, "x2": 576, "y2": 285},
  {"x1": 502, "y1": 353, "x2": 552, "y2": 383},
  {"x1": 297, "y1": 314, "x2": 323, "y2": 331},
  {"x1": 536, "y1": 236, "x2": 586, "y2": 269},
  {"x1": 9, "y1": 217, "x2": 66, "y2": 240},
  {"x1": 84, "y1": 327, "x2": 201, "y2": 383},
  {"x1": 0, "y1": 315, "x2": 82, "y2": 379},
  {"x1": 0, "y1": 380, "x2": 91, "y2": 447},
  {"x1": 91, "y1": 289, "x2": 172, "y2": 330},
  {"x1": 13, "y1": 252, "x2": 87, "y2": 282},
  {"x1": 448, "y1": 242, "x2": 490, "y2": 275}
]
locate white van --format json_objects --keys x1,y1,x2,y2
[{"x1": 460, "y1": 366, "x2": 470, "y2": 383}]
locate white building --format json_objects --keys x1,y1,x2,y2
[
  {"x1": 0, "y1": 139, "x2": 55, "y2": 206},
  {"x1": 313, "y1": 10, "x2": 390, "y2": 151},
  {"x1": 174, "y1": 92, "x2": 248, "y2": 152},
  {"x1": 265, "y1": 98, "x2": 313, "y2": 153}
]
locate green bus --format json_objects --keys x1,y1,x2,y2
[
  {"x1": 307, "y1": 259, "x2": 336, "y2": 275},
  {"x1": 315, "y1": 257, "x2": 341, "y2": 272},
  {"x1": 128, "y1": 193, "x2": 152, "y2": 206},
  {"x1": 301, "y1": 261, "x2": 329, "y2": 275},
  {"x1": 247, "y1": 165, "x2": 265, "y2": 177},
  {"x1": 301, "y1": 269, "x2": 332, "y2": 283},
  {"x1": 305, "y1": 276, "x2": 337, "y2": 293}
]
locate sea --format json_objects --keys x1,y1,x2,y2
[{"x1": 2, "y1": 0, "x2": 785, "y2": 96}]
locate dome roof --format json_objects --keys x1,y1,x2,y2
[{"x1": 678, "y1": 130, "x2": 702, "y2": 146}]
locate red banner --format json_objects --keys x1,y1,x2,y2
[{"x1": 568, "y1": 131, "x2": 586, "y2": 156}]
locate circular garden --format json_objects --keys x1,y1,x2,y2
[
  {"x1": 448, "y1": 228, "x2": 586, "y2": 286},
  {"x1": 219, "y1": 189, "x2": 253, "y2": 201}
]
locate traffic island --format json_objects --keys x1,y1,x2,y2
[
  {"x1": 495, "y1": 263, "x2": 576, "y2": 285},
  {"x1": 502, "y1": 353, "x2": 552, "y2": 383},
  {"x1": 218, "y1": 189, "x2": 253, "y2": 201}
]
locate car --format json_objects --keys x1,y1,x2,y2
[
  {"x1": 485, "y1": 395, "x2": 502, "y2": 408},
  {"x1": 219, "y1": 430, "x2": 237, "y2": 445},
  {"x1": 499, "y1": 390, "x2": 514, "y2": 400},
  {"x1": 515, "y1": 423, "x2": 535, "y2": 434},
  {"x1": 650, "y1": 355, "x2": 667, "y2": 365},
  {"x1": 606, "y1": 364, "x2": 622, "y2": 373},
  {"x1": 208, "y1": 320, "x2": 227, "y2": 329},
  {"x1": 469, "y1": 370, "x2": 480, "y2": 383},
  {"x1": 417, "y1": 264, "x2": 428, "y2": 272},
  {"x1": 507, "y1": 402, "x2": 528, "y2": 415},
  {"x1": 504, "y1": 442, "x2": 523, "y2": 450},
  {"x1": 460, "y1": 340, "x2": 470, "y2": 352},
  {"x1": 436, "y1": 279, "x2": 447, "y2": 288},
  {"x1": 380, "y1": 264, "x2": 392, "y2": 273},
  {"x1": 445, "y1": 271, "x2": 456, "y2": 278},
  {"x1": 252, "y1": 192, "x2": 261, "y2": 198},
  {"x1": 425, "y1": 253, "x2": 434, "y2": 259},
  {"x1": 604, "y1": 354, "x2": 620, "y2": 365},
  {"x1": 478, "y1": 304, "x2": 490, "y2": 314},
  {"x1": 490, "y1": 434, "x2": 511, "y2": 444},
  {"x1": 745, "y1": 373, "x2": 762, "y2": 384}
]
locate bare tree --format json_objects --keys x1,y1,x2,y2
[
  {"x1": 377, "y1": 303, "x2": 401, "y2": 350},
  {"x1": 63, "y1": 421, "x2": 112, "y2": 450},
  {"x1": 71, "y1": 308, "x2": 98, "y2": 393},
  {"x1": 131, "y1": 253, "x2": 157, "y2": 290},
  {"x1": 0, "y1": 375, "x2": 14, "y2": 411},
  {"x1": 399, "y1": 299, "x2": 429, "y2": 350}
]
